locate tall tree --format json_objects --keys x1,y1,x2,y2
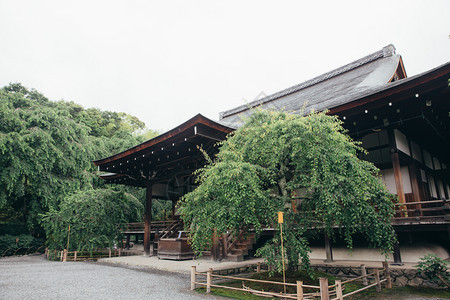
[
  {"x1": 0, "y1": 87, "x2": 94, "y2": 231},
  {"x1": 42, "y1": 189, "x2": 143, "y2": 252},
  {"x1": 0, "y1": 83, "x2": 156, "y2": 233},
  {"x1": 179, "y1": 110, "x2": 396, "y2": 271}
]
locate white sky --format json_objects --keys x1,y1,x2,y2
[{"x1": 1, "y1": 0, "x2": 449, "y2": 132}]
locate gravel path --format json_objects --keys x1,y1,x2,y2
[{"x1": 0, "y1": 255, "x2": 219, "y2": 300}]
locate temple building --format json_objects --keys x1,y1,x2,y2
[{"x1": 93, "y1": 45, "x2": 449, "y2": 263}]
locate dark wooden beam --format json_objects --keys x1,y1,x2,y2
[
  {"x1": 144, "y1": 183, "x2": 153, "y2": 256},
  {"x1": 408, "y1": 163, "x2": 423, "y2": 215},
  {"x1": 324, "y1": 233, "x2": 334, "y2": 263},
  {"x1": 391, "y1": 152, "x2": 407, "y2": 216},
  {"x1": 392, "y1": 241, "x2": 403, "y2": 265}
]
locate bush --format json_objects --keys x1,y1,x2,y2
[
  {"x1": 0, "y1": 234, "x2": 44, "y2": 256},
  {"x1": 41, "y1": 189, "x2": 143, "y2": 253},
  {"x1": 415, "y1": 254, "x2": 450, "y2": 288}
]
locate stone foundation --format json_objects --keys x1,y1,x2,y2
[{"x1": 311, "y1": 264, "x2": 442, "y2": 288}]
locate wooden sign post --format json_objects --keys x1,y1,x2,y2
[{"x1": 278, "y1": 212, "x2": 286, "y2": 295}]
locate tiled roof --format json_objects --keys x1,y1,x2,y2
[{"x1": 219, "y1": 44, "x2": 401, "y2": 127}]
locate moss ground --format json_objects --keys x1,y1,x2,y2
[{"x1": 195, "y1": 270, "x2": 450, "y2": 299}]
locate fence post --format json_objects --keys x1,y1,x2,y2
[
  {"x1": 45, "y1": 248, "x2": 49, "y2": 259},
  {"x1": 375, "y1": 269, "x2": 381, "y2": 292},
  {"x1": 60, "y1": 250, "x2": 64, "y2": 262},
  {"x1": 319, "y1": 277, "x2": 329, "y2": 300},
  {"x1": 74, "y1": 251, "x2": 77, "y2": 262},
  {"x1": 335, "y1": 280, "x2": 343, "y2": 300},
  {"x1": 206, "y1": 268, "x2": 212, "y2": 293},
  {"x1": 361, "y1": 264, "x2": 368, "y2": 286},
  {"x1": 63, "y1": 249, "x2": 68, "y2": 262},
  {"x1": 191, "y1": 266, "x2": 196, "y2": 290},
  {"x1": 257, "y1": 262, "x2": 261, "y2": 273},
  {"x1": 118, "y1": 248, "x2": 121, "y2": 257},
  {"x1": 382, "y1": 261, "x2": 392, "y2": 288},
  {"x1": 296, "y1": 281, "x2": 303, "y2": 300},
  {"x1": 108, "y1": 248, "x2": 111, "y2": 258}
]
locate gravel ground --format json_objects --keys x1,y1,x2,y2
[{"x1": 0, "y1": 255, "x2": 219, "y2": 300}]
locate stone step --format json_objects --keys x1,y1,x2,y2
[
  {"x1": 227, "y1": 254, "x2": 244, "y2": 262},
  {"x1": 236, "y1": 243, "x2": 253, "y2": 250},
  {"x1": 231, "y1": 249, "x2": 248, "y2": 256}
]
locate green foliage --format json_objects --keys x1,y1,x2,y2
[
  {"x1": 0, "y1": 223, "x2": 29, "y2": 235},
  {"x1": 0, "y1": 234, "x2": 44, "y2": 256},
  {"x1": 152, "y1": 199, "x2": 173, "y2": 221},
  {"x1": 41, "y1": 189, "x2": 143, "y2": 252},
  {"x1": 179, "y1": 109, "x2": 395, "y2": 272},
  {"x1": 0, "y1": 83, "x2": 156, "y2": 235},
  {"x1": 415, "y1": 254, "x2": 450, "y2": 288},
  {"x1": 0, "y1": 86, "x2": 94, "y2": 230}
]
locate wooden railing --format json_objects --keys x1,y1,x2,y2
[
  {"x1": 48, "y1": 248, "x2": 129, "y2": 262},
  {"x1": 158, "y1": 220, "x2": 183, "y2": 240},
  {"x1": 328, "y1": 262, "x2": 391, "y2": 299},
  {"x1": 123, "y1": 220, "x2": 177, "y2": 233},
  {"x1": 191, "y1": 262, "x2": 391, "y2": 299},
  {"x1": 190, "y1": 262, "x2": 392, "y2": 299},
  {"x1": 393, "y1": 199, "x2": 449, "y2": 221}
]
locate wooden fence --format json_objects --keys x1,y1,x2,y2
[
  {"x1": 190, "y1": 262, "x2": 392, "y2": 299},
  {"x1": 46, "y1": 248, "x2": 123, "y2": 262}
]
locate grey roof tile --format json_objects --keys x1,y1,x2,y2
[{"x1": 219, "y1": 44, "x2": 401, "y2": 128}]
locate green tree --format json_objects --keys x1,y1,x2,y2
[
  {"x1": 0, "y1": 83, "x2": 156, "y2": 235},
  {"x1": 0, "y1": 86, "x2": 94, "y2": 232},
  {"x1": 41, "y1": 189, "x2": 143, "y2": 252},
  {"x1": 179, "y1": 110, "x2": 395, "y2": 272}
]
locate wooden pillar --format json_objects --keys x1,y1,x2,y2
[
  {"x1": 391, "y1": 152, "x2": 407, "y2": 216},
  {"x1": 222, "y1": 234, "x2": 227, "y2": 258},
  {"x1": 375, "y1": 268, "x2": 381, "y2": 292},
  {"x1": 212, "y1": 229, "x2": 219, "y2": 261},
  {"x1": 383, "y1": 261, "x2": 392, "y2": 288},
  {"x1": 319, "y1": 277, "x2": 329, "y2": 300},
  {"x1": 408, "y1": 163, "x2": 423, "y2": 215},
  {"x1": 190, "y1": 266, "x2": 196, "y2": 290},
  {"x1": 393, "y1": 241, "x2": 403, "y2": 265},
  {"x1": 144, "y1": 183, "x2": 153, "y2": 256},
  {"x1": 408, "y1": 163, "x2": 421, "y2": 203},
  {"x1": 171, "y1": 200, "x2": 176, "y2": 219},
  {"x1": 335, "y1": 280, "x2": 343, "y2": 300},
  {"x1": 206, "y1": 268, "x2": 212, "y2": 293},
  {"x1": 361, "y1": 264, "x2": 368, "y2": 286},
  {"x1": 296, "y1": 281, "x2": 303, "y2": 300},
  {"x1": 126, "y1": 234, "x2": 130, "y2": 250},
  {"x1": 324, "y1": 233, "x2": 333, "y2": 263},
  {"x1": 388, "y1": 129, "x2": 406, "y2": 217},
  {"x1": 153, "y1": 232, "x2": 159, "y2": 256}
]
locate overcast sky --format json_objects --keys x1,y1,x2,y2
[{"x1": 1, "y1": 0, "x2": 449, "y2": 132}]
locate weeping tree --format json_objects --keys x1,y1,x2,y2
[
  {"x1": 179, "y1": 109, "x2": 396, "y2": 272},
  {"x1": 42, "y1": 189, "x2": 143, "y2": 252}
]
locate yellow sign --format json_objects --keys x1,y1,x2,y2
[{"x1": 278, "y1": 211, "x2": 283, "y2": 224}]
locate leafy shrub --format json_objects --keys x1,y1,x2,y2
[
  {"x1": 41, "y1": 189, "x2": 143, "y2": 253},
  {"x1": 0, "y1": 234, "x2": 44, "y2": 256},
  {"x1": 415, "y1": 254, "x2": 450, "y2": 288}
]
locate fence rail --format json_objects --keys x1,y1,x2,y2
[
  {"x1": 190, "y1": 262, "x2": 392, "y2": 300},
  {"x1": 1, "y1": 245, "x2": 46, "y2": 258},
  {"x1": 45, "y1": 248, "x2": 125, "y2": 262}
]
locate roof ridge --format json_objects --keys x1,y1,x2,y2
[{"x1": 220, "y1": 44, "x2": 396, "y2": 119}]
